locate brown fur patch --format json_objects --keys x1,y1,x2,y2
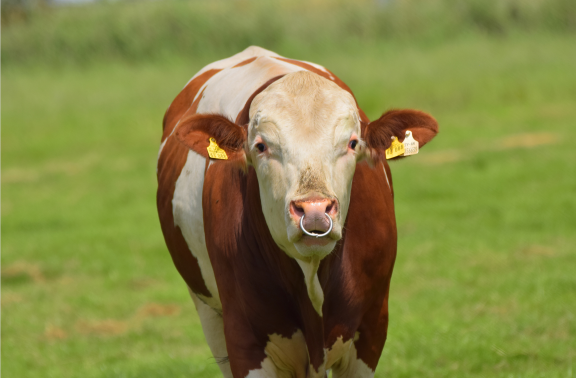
[{"x1": 233, "y1": 56, "x2": 257, "y2": 68}]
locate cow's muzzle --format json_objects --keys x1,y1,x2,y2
[{"x1": 300, "y1": 213, "x2": 333, "y2": 238}]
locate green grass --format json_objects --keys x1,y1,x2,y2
[
  {"x1": 3, "y1": 32, "x2": 576, "y2": 377},
  {"x1": 3, "y1": 0, "x2": 576, "y2": 67}
]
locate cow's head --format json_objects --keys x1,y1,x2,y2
[{"x1": 176, "y1": 71, "x2": 438, "y2": 302}]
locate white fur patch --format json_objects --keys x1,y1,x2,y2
[
  {"x1": 326, "y1": 335, "x2": 354, "y2": 370},
  {"x1": 246, "y1": 332, "x2": 374, "y2": 378},
  {"x1": 195, "y1": 56, "x2": 306, "y2": 120},
  {"x1": 173, "y1": 149, "x2": 221, "y2": 310},
  {"x1": 295, "y1": 257, "x2": 324, "y2": 317},
  {"x1": 186, "y1": 46, "x2": 281, "y2": 85},
  {"x1": 246, "y1": 330, "x2": 326, "y2": 378},
  {"x1": 330, "y1": 333, "x2": 375, "y2": 378},
  {"x1": 189, "y1": 290, "x2": 232, "y2": 378}
]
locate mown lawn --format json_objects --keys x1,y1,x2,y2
[{"x1": 2, "y1": 34, "x2": 576, "y2": 377}]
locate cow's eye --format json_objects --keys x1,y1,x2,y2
[
  {"x1": 256, "y1": 143, "x2": 267, "y2": 153},
  {"x1": 349, "y1": 139, "x2": 358, "y2": 150}
]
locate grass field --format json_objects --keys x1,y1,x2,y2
[{"x1": 3, "y1": 9, "x2": 576, "y2": 377}]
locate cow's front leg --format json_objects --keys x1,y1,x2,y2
[
  {"x1": 241, "y1": 333, "x2": 308, "y2": 378},
  {"x1": 330, "y1": 297, "x2": 389, "y2": 378},
  {"x1": 329, "y1": 333, "x2": 376, "y2": 378},
  {"x1": 189, "y1": 290, "x2": 233, "y2": 378},
  {"x1": 230, "y1": 331, "x2": 313, "y2": 378},
  {"x1": 222, "y1": 312, "x2": 316, "y2": 378}
]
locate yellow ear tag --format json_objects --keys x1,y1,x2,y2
[
  {"x1": 385, "y1": 136, "x2": 405, "y2": 159},
  {"x1": 207, "y1": 137, "x2": 228, "y2": 160},
  {"x1": 402, "y1": 130, "x2": 419, "y2": 156}
]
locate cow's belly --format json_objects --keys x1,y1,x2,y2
[{"x1": 172, "y1": 149, "x2": 221, "y2": 310}]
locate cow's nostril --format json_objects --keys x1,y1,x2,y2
[
  {"x1": 290, "y1": 201, "x2": 305, "y2": 217},
  {"x1": 325, "y1": 202, "x2": 333, "y2": 214}
]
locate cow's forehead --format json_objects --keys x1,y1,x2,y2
[{"x1": 248, "y1": 71, "x2": 359, "y2": 140}]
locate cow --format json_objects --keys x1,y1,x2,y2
[{"x1": 157, "y1": 46, "x2": 438, "y2": 378}]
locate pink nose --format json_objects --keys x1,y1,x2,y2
[{"x1": 290, "y1": 198, "x2": 338, "y2": 235}]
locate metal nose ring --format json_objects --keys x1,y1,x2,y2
[{"x1": 300, "y1": 213, "x2": 333, "y2": 238}]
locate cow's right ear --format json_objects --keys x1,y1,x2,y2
[
  {"x1": 175, "y1": 113, "x2": 247, "y2": 163},
  {"x1": 362, "y1": 109, "x2": 438, "y2": 163}
]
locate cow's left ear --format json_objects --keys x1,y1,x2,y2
[
  {"x1": 362, "y1": 109, "x2": 438, "y2": 162},
  {"x1": 175, "y1": 113, "x2": 247, "y2": 164}
]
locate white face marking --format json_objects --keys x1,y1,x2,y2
[
  {"x1": 173, "y1": 150, "x2": 221, "y2": 310},
  {"x1": 248, "y1": 71, "x2": 362, "y2": 261}
]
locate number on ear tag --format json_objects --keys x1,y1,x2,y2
[
  {"x1": 385, "y1": 136, "x2": 405, "y2": 159},
  {"x1": 207, "y1": 138, "x2": 228, "y2": 160},
  {"x1": 402, "y1": 130, "x2": 419, "y2": 156}
]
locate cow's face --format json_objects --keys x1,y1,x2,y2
[
  {"x1": 175, "y1": 71, "x2": 438, "y2": 264},
  {"x1": 247, "y1": 72, "x2": 361, "y2": 260}
]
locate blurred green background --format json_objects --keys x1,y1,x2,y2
[{"x1": 2, "y1": 0, "x2": 576, "y2": 377}]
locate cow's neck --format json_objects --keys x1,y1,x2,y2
[
  {"x1": 244, "y1": 168, "x2": 329, "y2": 316},
  {"x1": 295, "y1": 256, "x2": 324, "y2": 316},
  {"x1": 242, "y1": 168, "x2": 328, "y2": 371}
]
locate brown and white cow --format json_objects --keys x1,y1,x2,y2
[{"x1": 157, "y1": 46, "x2": 438, "y2": 378}]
